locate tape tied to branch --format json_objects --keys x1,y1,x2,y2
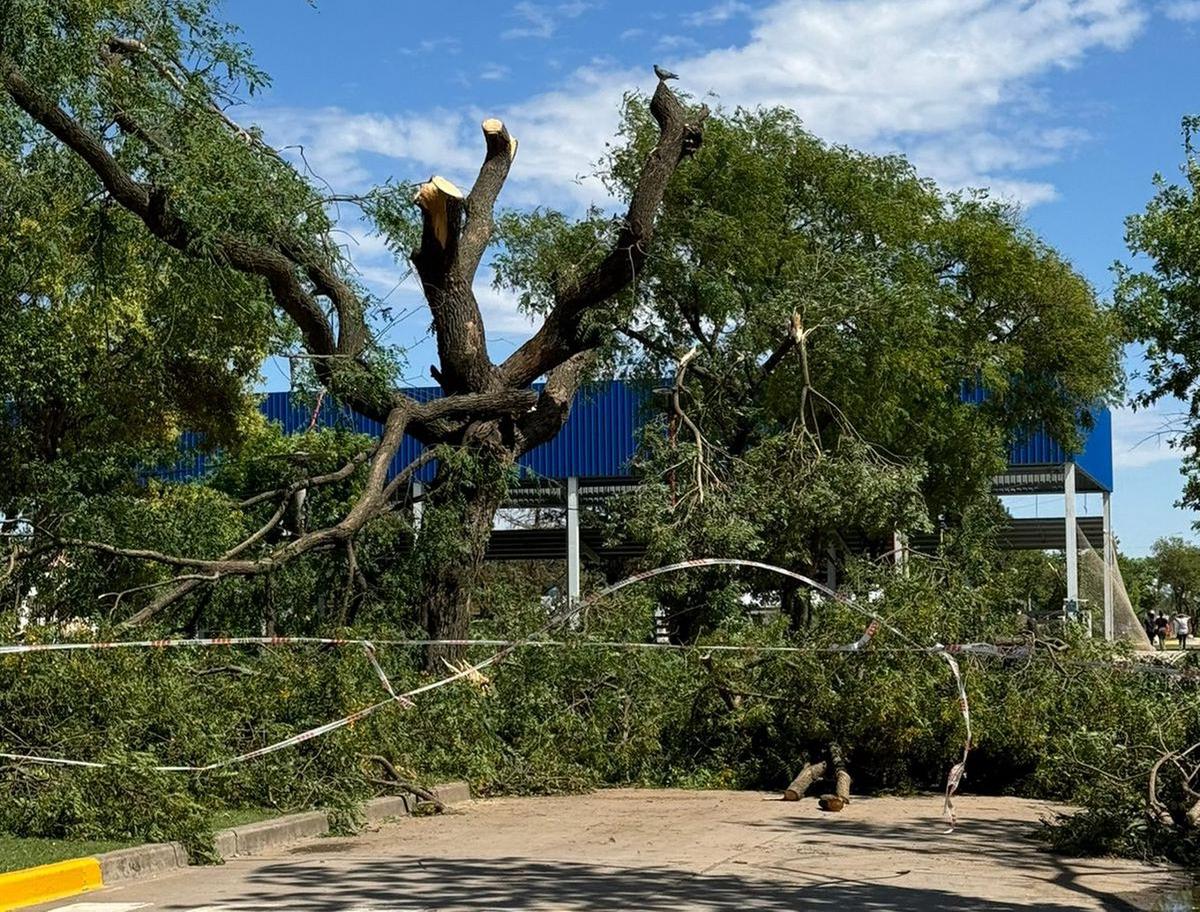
[{"x1": 0, "y1": 557, "x2": 1012, "y2": 825}]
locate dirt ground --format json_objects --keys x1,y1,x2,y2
[{"x1": 29, "y1": 789, "x2": 1192, "y2": 911}]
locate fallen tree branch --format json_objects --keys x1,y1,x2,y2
[
  {"x1": 194, "y1": 664, "x2": 258, "y2": 678},
  {"x1": 364, "y1": 754, "x2": 445, "y2": 811}
]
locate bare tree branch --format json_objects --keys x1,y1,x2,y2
[
  {"x1": 461, "y1": 118, "x2": 518, "y2": 279},
  {"x1": 498, "y1": 73, "x2": 707, "y2": 388}
]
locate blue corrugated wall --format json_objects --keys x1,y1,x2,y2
[
  {"x1": 160, "y1": 381, "x2": 653, "y2": 485},
  {"x1": 161, "y1": 380, "x2": 1113, "y2": 491},
  {"x1": 959, "y1": 383, "x2": 1113, "y2": 492}
]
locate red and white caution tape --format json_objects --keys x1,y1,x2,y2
[
  {"x1": 938, "y1": 650, "x2": 971, "y2": 829},
  {"x1": 0, "y1": 557, "x2": 973, "y2": 817}
]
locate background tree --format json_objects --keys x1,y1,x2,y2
[
  {"x1": 1117, "y1": 114, "x2": 1200, "y2": 515},
  {"x1": 497, "y1": 104, "x2": 1122, "y2": 637},
  {"x1": 1149, "y1": 536, "x2": 1200, "y2": 615}
]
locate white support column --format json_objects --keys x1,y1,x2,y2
[
  {"x1": 892, "y1": 529, "x2": 909, "y2": 574},
  {"x1": 566, "y1": 476, "x2": 581, "y2": 609},
  {"x1": 1064, "y1": 461, "x2": 1080, "y2": 623},
  {"x1": 1103, "y1": 491, "x2": 1114, "y2": 641},
  {"x1": 412, "y1": 479, "x2": 424, "y2": 535}
]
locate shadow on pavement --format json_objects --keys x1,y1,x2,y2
[{"x1": 158, "y1": 854, "x2": 1141, "y2": 911}]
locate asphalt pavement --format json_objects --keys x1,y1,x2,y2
[{"x1": 24, "y1": 790, "x2": 1187, "y2": 911}]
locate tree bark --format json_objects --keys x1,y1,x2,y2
[
  {"x1": 416, "y1": 451, "x2": 511, "y2": 671},
  {"x1": 784, "y1": 761, "x2": 827, "y2": 801}
]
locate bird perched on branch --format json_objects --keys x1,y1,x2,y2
[{"x1": 654, "y1": 64, "x2": 679, "y2": 81}]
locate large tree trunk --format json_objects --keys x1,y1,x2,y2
[{"x1": 416, "y1": 443, "x2": 512, "y2": 671}]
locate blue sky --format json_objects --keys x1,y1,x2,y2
[{"x1": 227, "y1": 0, "x2": 1199, "y2": 555}]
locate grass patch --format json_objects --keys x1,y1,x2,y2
[
  {"x1": 208, "y1": 808, "x2": 283, "y2": 830},
  {"x1": 0, "y1": 835, "x2": 135, "y2": 873},
  {"x1": 0, "y1": 809, "x2": 281, "y2": 873}
]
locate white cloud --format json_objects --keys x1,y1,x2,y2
[
  {"x1": 252, "y1": 107, "x2": 479, "y2": 191},
  {"x1": 1162, "y1": 1, "x2": 1200, "y2": 21},
  {"x1": 656, "y1": 34, "x2": 703, "y2": 52},
  {"x1": 503, "y1": 1, "x2": 593, "y2": 40},
  {"x1": 254, "y1": 0, "x2": 1147, "y2": 211},
  {"x1": 401, "y1": 36, "x2": 461, "y2": 56},
  {"x1": 685, "y1": 0, "x2": 1142, "y2": 144},
  {"x1": 683, "y1": 1, "x2": 751, "y2": 27},
  {"x1": 479, "y1": 64, "x2": 511, "y2": 81},
  {"x1": 906, "y1": 126, "x2": 1090, "y2": 205},
  {"x1": 1112, "y1": 401, "x2": 1189, "y2": 470}
]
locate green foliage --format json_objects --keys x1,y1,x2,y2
[
  {"x1": 1150, "y1": 536, "x2": 1200, "y2": 615},
  {"x1": 3, "y1": 558, "x2": 1196, "y2": 865},
  {"x1": 1116, "y1": 115, "x2": 1200, "y2": 513}
]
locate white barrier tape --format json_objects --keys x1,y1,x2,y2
[
  {"x1": 0, "y1": 694, "x2": 403, "y2": 771},
  {"x1": 0, "y1": 557, "x2": 970, "y2": 813},
  {"x1": 362, "y1": 641, "x2": 410, "y2": 705},
  {"x1": 0, "y1": 635, "x2": 363, "y2": 656},
  {"x1": 575, "y1": 558, "x2": 916, "y2": 646},
  {"x1": 938, "y1": 650, "x2": 971, "y2": 829},
  {"x1": 0, "y1": 634, "x2": 1036, "y2": 658}
]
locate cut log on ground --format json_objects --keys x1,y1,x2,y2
[
  {"x1": 784, "y1": 760, "x2": 827, "y2": 801},
  {"x1": 836, "y1": 769, "x2": 852, "y2": 803},
  {"x1": 818, "y1": 793, "x2": 846, "y2": 812}
]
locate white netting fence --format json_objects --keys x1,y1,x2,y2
[{"x1": 1077, "y1": 522, "x2": 1152, "y2": 650}]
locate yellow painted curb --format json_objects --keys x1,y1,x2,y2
[{"x1": 0, "y1": 857, "x2": 103, "y2": 911}]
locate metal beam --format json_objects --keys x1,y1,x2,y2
[
  {"x1": 412, "y1": 479, "x2": 424, "y2": 536},
  {"x1": 566, "y1": 476, "x2": 580, "y2": 608},
  {"x1": 1064, "y1": 461, "x2": 1080, "y2": 620},
  {"x1": 1103, "y1": 491, "x2": 1113, "y2": 641}
]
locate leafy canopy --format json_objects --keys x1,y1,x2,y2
[
  {"x1": 1116, "y1": 115, "x2": 1200, "y2": 513},
  {"x1": 497, "y1": 102, "x2": 1122, "y2": 578}
]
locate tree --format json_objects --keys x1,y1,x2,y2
[
  {"x1": 0, "y1": 1, "x2": 705, "y2": 665},
  {"x1": 497, "y1": 104, "x2": 1122, "y2": 635},
  {"x1": 0, "y1": 128, "x2": 276, "y2": 506},
  {"x1": 1150, "y1": 536, "x2": 1200, "y2": 615},
  {"x1": 1116, "y1": 115, "x2": 1200, "y2": 514}
]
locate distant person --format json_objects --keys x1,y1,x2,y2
[
  {"x1": 1174, "y1": 612, "x2": 1192, "y2": 650},
  {"x1": 1155, "y1": 613, "x2": 1170, "y2": 650},
  {"x1": 1145, "y1": 609, "x2": 1158, "y2": 645}
]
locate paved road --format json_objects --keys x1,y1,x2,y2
[{"x1": 27, "y1": 790, "x2": 1187, "y2": 911}]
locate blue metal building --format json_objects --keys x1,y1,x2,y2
[
  {"x1": 163, "y1": 380, "x2": 1117, "y2": 637},
  {"x1": 166, "y1": 381, "x2": 1114, "y2": 490},
  {"x1": 164, "y1": 382, "x2": 652, "y2": 486}
]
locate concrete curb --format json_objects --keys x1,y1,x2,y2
[
  {"x1": 0, "y1": 781, "x2": 472, "y2": 909},
  {"x1": 0, "y1": 858, "x2": 102, "y2": 912},
  {"x1": 96, "y1": 843, "x2": 186, "y2": 883},
  {"x1": 219, "y1": 810, "x2": 329, "y2": 858},
  {"x1": 101, "y1": 780, "x2": 470, "y2": 880}
]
